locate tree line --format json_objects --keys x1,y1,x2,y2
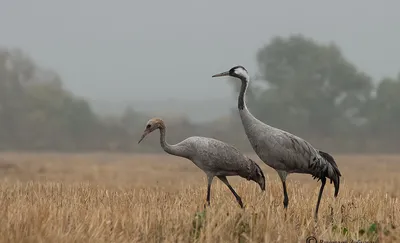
[{"x1": 0, "y1": 35, "x2": 399, "y2": 153}]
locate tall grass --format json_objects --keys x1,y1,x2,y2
[{"x1": 0, "y1": 153, "x2": 398, "y2": 242}]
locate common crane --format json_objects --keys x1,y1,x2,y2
[
  {"x1": 137, "y1": 117, "x2": 266, "y2": 208},
  {"x1": 211, "y1": 66, "x2": 341, "y2": 220}
]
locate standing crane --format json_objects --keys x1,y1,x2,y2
[
  {"x1": 211, "y1": 66, "x2": 341, "y2": 220},
  {"x1": 137, "y1": 117, "x2": 266, "y2": 208}
]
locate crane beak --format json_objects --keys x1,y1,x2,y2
[
  {"x1": 138, "y1": 130, "x2": 149, "y2": 144},
  {"x1": 212, "y1": 71, "x2": 229, "y2": 78}
]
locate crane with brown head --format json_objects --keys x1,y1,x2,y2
[
  {"x1": 137, "y1": 117, "x2": 266, "y2": 209},
  {"x1": 138, "y1": 118, "x2": 165, "y2": 144}
]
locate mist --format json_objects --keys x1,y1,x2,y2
[{"x1": 1, "y1": 1, "x2": 399, "y2": 122}]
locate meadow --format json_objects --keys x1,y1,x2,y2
[{"x1": 0, "y1": 152, "x2": 398, "y2": 243}]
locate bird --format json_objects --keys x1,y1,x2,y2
[
  {"x1": 211, "y1": 65, "x2": 341, "y2": 220},
  {"x1": 137, "y1": 117, "x2": 266, "y2": 208}
]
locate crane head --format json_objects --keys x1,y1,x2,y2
[
  {"x1": 249, "y1": 159, "x2": 266, "y2": 191},
  {"x1": 212, "y1": 65, "x2": 249, "y2": 81},
  {"x1": 138, "y1": 118, "x2": 165, "y2": 144}
]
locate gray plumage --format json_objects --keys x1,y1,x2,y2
[
  {"x1": 212, "y1": 66, "x2": 341, "y2": 220},
  {"x1": 137, "y1": 117, "x2": 266, "y2": 208}
]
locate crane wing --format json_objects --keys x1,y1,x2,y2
[
  {"x1": 271, "y1": 131, "x2": 320, "y2": 170},
  {"x1": 271, "y1": 130, "x2": 341, "y2": 191}
]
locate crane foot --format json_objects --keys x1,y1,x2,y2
[
  {"x1": 237, "y1": 198, "x2": 244, "y2": 208},
  {"x1": 203, "y1": 202, "x2": 211, "y2": 210}
]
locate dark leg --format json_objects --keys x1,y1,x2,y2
[
  {"x1": 205, "y1": 174, "x2": 214, "y2": 208},
  {"x1": 277, "y1": 170, "x2": 289, "y2": 209},
  {"x1": 315, "y1": 177, "x2": 327, "y2": 221},
  {"x1": 206, "y1": 184, "x2": 211, "y2": 205},
  {"x1": 282, "y1": 181, "x2": 289, "y2": 208},
  {"x1": 217, "y1": 176, "x2": 244, "y2": 208}
]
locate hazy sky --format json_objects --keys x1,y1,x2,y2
[{"x1": 1, "y1": 0, "x2": 399, "y2": 103}]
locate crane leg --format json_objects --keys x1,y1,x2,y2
[
  {"x1": 315, "y1": 177, "x2": 327, "y2": 221},
  {"x1": 277, "y1": 170, "x2": 289, "y2": 208},
  {"x1": 217, "y1": 176, "x2": 244, "y2": 208},
  {"x1": 282, "y1": 181, "x2": 289, "y2": 208},
  {"x1": 205, "y1": 174, "x2": 214, "y2": 209}
]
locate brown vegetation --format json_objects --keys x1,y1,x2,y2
[{"x1": 0, "y1": 152, "x2": 398, "y2": 242}]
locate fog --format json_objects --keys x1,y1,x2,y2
[{"x1": 1, "y1": 0, "x2": 400, "y2": 121}]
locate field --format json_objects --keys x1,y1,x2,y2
[{"x1": 0, "y1": 152, "x2": 398, "y2": 243}]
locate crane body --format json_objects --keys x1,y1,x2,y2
[
  {"x1": 138, "y1": 118, "x2": 266, "y2": 208},
  {"x1": 212, "y1": 66, "x2": 341, "y2": 219}
]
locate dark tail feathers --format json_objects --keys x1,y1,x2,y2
[
  {"x1": 250, "y1": 158, "x2": 266, "y2": 190},
  {"x1": 318, "y1": 150, "x2": 341, "y2": 197},
  {"x1": 251, "y1": 159, "x2": 265, "y2": 179}
]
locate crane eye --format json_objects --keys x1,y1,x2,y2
[{"x1": 146, "y1": 124, "x2": 151, "y2": 129}]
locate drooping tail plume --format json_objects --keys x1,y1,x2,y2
[
  {"x1": 318, "y1": 150, "x2": 341, "y2": 197},
  {"x1": 250, "y1": 158, "x2": 266, "y2": 191}
]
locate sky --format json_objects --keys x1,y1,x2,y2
[{"x1": 1, "y1": 0, "x2": 400, "y2": 105}]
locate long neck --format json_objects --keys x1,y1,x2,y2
[
  {"x1": 158, "y1": 126, "x2": 183, "y2": 156},
  {"x1": 238, "y1": 77, "x2": 261, "y2": 127},
  {"x1": 238, "y1": 78, "x2": 249, "y2": 110}
]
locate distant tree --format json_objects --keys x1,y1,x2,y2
[
  {"x1": 0, "y1": 47, "x2": 124, "y2": 151},
  {"x1": 3, "y1": 41, "x2": 400, "y2": 153},
  {"x1": 0, "y1": 49, "x2": 35, "y2": 148},
  {"x1": 235, "y1": 35, "x2": 374, "y2": 140},
  {"x1": 362, "y1": 75, "x2": 400, "y2": 144},
  {"x1": 120, "y1": 106, "x2": 148, "y2": 136}
]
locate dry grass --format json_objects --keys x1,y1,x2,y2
[{"x1": 0, "y1": 152, "x2": 398, "y2": 242}]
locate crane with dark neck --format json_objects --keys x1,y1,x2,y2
[
  {"x1": 212, "y1": 66, "x2": 341, "y2": 220},
  {"x1": 237, "y1": 74, "x2": 248, "y2": 110},
  {"x1": 212, "y1": 66, "x2": 266, "y2": 136}
]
